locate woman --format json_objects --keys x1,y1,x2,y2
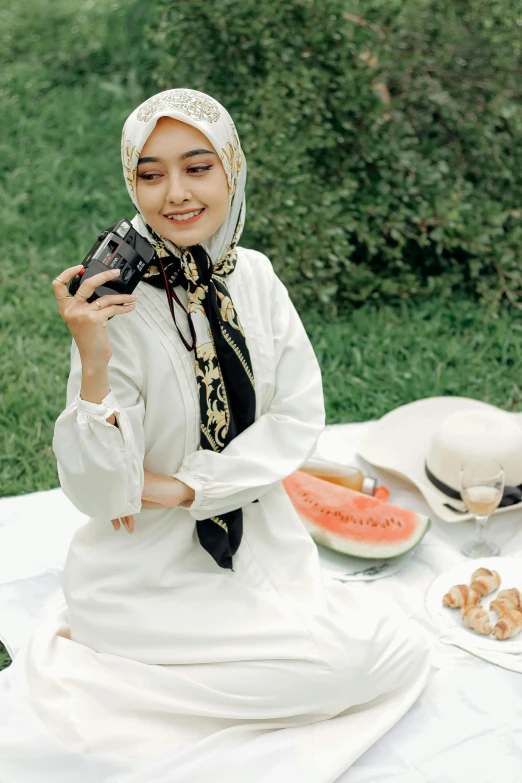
[{"x1": 0, "y1": 89, "x2": 431, "y2": 782}]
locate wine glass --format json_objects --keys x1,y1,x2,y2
[{"x1": 460, "y1": 459, "x2": 504, "y2": 558}]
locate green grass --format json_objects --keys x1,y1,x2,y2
[
  {"x1": 1, "y1": 0, "x2": 521, "y2": 673},
  {"x1": 307, "y1": 299, "x2": 522, "y2": 422}
]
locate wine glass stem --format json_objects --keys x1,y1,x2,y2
[{"x1": 475, "y1": 515, "x2": 489, "y2": 541}]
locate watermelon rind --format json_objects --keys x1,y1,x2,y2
[{"x1": 297, "y1": 513, "x2": 431, "y2": 560}]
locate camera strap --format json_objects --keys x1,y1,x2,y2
[{"x1": 157, "y1": 256, "x2": 197, "y2": 351}]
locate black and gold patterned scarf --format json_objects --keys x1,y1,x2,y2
[{"x1": 142, "y1": 229, "x2": 256, "y2": 570}]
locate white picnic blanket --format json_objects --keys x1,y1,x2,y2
[{"x1": 1, "y1": 421, "x2": 522, "y2": 783}]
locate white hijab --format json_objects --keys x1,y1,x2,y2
[{"x1": 121, "y1": 88, "x2": 247, "y2": 263}]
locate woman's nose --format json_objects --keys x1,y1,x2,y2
[{"x1": 166, "y1": 173, "x2": 191, "y2": 204}]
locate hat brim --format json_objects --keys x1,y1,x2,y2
[{"x1": 356, "y1": 396, "x2": 522, "y2": 523}]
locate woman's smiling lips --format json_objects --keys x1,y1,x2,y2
[{"x1": 164, "y1": 208, "x2": 205, "y2": 226}]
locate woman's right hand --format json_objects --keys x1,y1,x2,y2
[{"x1": 52, "y1": 265, "x2": 137, "y2": 366}]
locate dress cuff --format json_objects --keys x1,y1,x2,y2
[
  {"x1": 76, "y1": 389, "x2": 119, "y2": 423},
  {"x1": 172, "y1": 471, "x2": 206, "y2": 512}
]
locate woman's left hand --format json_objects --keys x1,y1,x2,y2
[
  {"x1": 111, "y1": 471, "x2": 195, "y2": 533},
  {"x1": 111, "y1": 515, "x2": 135, "y2": 533}
]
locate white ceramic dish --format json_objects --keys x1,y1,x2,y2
[
  {"x1": 317, "y1": 542, "x2": 414, "y2": 582},
  {"x1": 425, "y1": 556, "x2": 522, "y2": 653}
]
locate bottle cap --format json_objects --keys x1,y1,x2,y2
[{"x1": 361, "y1": 476, "x2": 378, "y2": 495}]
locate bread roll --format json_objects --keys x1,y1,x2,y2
[
  {"x1": 469, "y1": 568, "x2": 501, "y2": 597},
  {"x1": 443, "y1": 584, "x2": 481, "y2": 608},
  {"x1": 461, "y1": 605, "x2": 493, "y2": 635},
  {"x1": 495, "y1": 588, "x2": 521, "y2": 610},
  {"x1": 493, "y1": 609, "x2": 522, "y2": 641}
]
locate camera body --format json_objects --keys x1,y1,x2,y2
[{"x1": 68, "y1": 219, "x2": 156, "y2": 303}]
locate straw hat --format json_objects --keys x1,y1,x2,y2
[{"x1": 356, "y1": 397, "x2": 522, "y2": 522}]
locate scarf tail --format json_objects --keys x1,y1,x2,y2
[{"x1": 196, "y1": 510, "x2": 243, "y2": 571}]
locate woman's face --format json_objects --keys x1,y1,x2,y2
[{"x1": 136, "y1": 117, "x2": 229, "y2": 247}]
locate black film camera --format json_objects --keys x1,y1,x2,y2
[{"x1": 68, "y1": 219, "x2": 156, "y2": 304}]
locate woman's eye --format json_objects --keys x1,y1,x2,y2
[
  {"x1": 137, "y1": 172, "x2": 162, "y2": 181},
  {"x1": 137, "y1": 165, "x2": 213, "y2": 180},
  {"x1": 187, "y1": 165, "x2": 214, "y2": 174}
]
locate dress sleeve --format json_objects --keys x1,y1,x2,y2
[
  {"x1": 172, "y1": 267, "x2": 326, "y2": 521},
  {"x1": 52, "y1": 317, "x2": 145, "y2": 519}
]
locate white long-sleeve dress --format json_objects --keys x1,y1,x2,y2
[{"x1": 0, "y1": 247, "x2": 431, "y2": 783}]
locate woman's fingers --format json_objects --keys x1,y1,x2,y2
[
  {"x1": 51, "y1": 264, "x2": 85, "y2": 299},
  {"x1": 111, "y1": 516, "x2": 134, "y2": 533},
  {"x1": 53, "y1": 265, "x2": 136, "y2": 367}
]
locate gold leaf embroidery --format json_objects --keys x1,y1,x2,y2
[
  {"x1": 220, "y1": 327, "x2": 255, "y2": 389},
  {"x1": 220, "y1": 124, "x2": 243, "y2": 195},
  {"x1": 121, "y1": 136, "x2": 140, "y2": 199},
  {"x1": 201, "y1": 423, "x2": 220, "y2": 452},
  {"x1": 137, "y1": 89, "x2": 221, "y2": 124},
  {"x1": 216, "y1": 291, "x2": 245, "y2": 337},
  {"x1": 210, "y1": 515, "x2": 229, "y2": 533}
]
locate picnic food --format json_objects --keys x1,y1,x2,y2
[
  {"x1": 490, "y1": 598, "x2": 517, "y2": 615},
  {"x1": 461, "y1": 605, "x2": 493, "y2": 635},
  {"x1": 469, "y1": 568, "x2": 501, "y2": 596},
  {"x1": 282, "y1": 470, "x2": 431, "y2": 559},
  {"x1": 442, "y1": 584, "x2": 481, "y2": 608},
  {"x1": 491, "y1": 588, "x2": 522, "y2": 612},
  {"x1": 441, "y1": 565, "x2": 522, "y2": 641},
  {"x1": 492, "y1": 609, "x2": 522, "y2": 640},
  {"x1": 490, "y1": 587, "x2": 522, "y2": 615}
]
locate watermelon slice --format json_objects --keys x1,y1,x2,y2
[{"x1": 283, "y1": 470, "x2": 431, "y2": 559}]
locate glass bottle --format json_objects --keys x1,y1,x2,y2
[{"x1": 299, "y1": 459, "x2": 378, "y2": 495}]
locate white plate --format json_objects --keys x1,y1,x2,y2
[
  {"x1": 317, "y1": 542, "x2": 414, "y2": 581},
  {"x1": 425, "y1": 557, "x2": 522, "y2": 652}
]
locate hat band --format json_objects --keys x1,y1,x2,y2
[{"x1": 424, "y1": 462, "x2": 522, "y2": 509}]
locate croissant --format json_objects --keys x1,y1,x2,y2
[
  {"x1": 493, "y1": 609, "x2": 522, "y2": 641},
  {"x1": 461, "y1": 605, "x2": 493, "y2": 635},
  {"x1": 490, "y1": 598, "x2": 517, "y2": 616},
  {"x1": 490, "y1": 589, "x2": 522, "y2": 615},
  {"x1": 442, "y1": 584, "x2": 481, "y2": 608},
  {"x1": 469, "y1": 568, "x2": 501, "y2": 596},
  {"x1": 495, "y1": 588, "x2": 522, "y2": 610}
]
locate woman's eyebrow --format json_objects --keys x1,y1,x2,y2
[
  {"x1": 180, "y1": 148, "x2": 216, "y2": 160},
  {"x1": 137, "y1": 149, "x2": 216, "y2": 166}
]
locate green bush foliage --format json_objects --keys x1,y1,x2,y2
[{"x1": 147, "y1": 0, "x2": 522, "y2": 314}]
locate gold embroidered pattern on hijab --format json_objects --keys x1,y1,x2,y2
[
  {"x1": 137, "y1": 90, "x2": 221, "y2": 124},
  {"x1": 122, "y1": 134, "x2": 140, "y2": 200},
  {"x1": 220, "y1": 124, "x2": 243, "y2": 195}
]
